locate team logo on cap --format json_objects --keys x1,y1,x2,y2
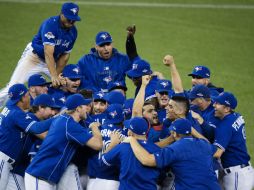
[
  {"x1": 197, "y1": 93, "x2": 204, "y2": 97},
  {"x1": 195, "y1": 66, "x2": 202, "y2": 71},
  {"x1": 59, "y1": 97, "x2": 66, "y2": 103},
  {"x1": 160, "y1": 81, "x2": 168, "y2": 88},
  {"x1": 19, "y1": 91, "x2": 25, "y2": 96},
  {"x1": 225, "y1": 100, "x2": 230, "y2": 105},
  {"x1": 109, "y1": 110, "x2": 117, "y2": 118},
  {"x1": 142, "y1": 69, "x2": 148, "y2": 73},
  {"x1": 8, "y1": 92, "x2": 13, "y2": 98},
  {"x1": 72, "y1": 68, "x2": 79, "y2": 74},
  {"x1": 40, "y1": 76, "x2": 45, "y2": 80},
  {"x1": 104, "y1": 67, "x2": 109, "y2": 71},
  {"x1": 103, "y1": 76, "x2": 112, "y2": 83},
  {"x1": 44, "y1": 32, "x2": 55, "y2": 40},
  {"x1": 132, "y1": 64, "x2": 138, "y2": 70},
  {"x1": 70, "y1": 8, "x2": 78, "y2": 15},
  {"x1": 97, "y1": 92, "x2": 104, "y2": 98},
  {"x1": 100, "y1": 33, "x2": 109, "y2": 40}
]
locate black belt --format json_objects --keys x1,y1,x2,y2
[
  {"x1": 7, "y1": 158, "x2": 15, "y2": 166},
  {"x1": 224, "y1": 163, "x2": 250, "y2": 174}
]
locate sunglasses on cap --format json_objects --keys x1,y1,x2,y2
[
  {"x1": 159, "y1": 91, "x2": 168, "y2": 96},
  {"x1": 192, "y1": 75, "x2": 204, "y2": 79},
  {"x1": 98, "y1": 42, "x2": 112, "y2": 47},
  {"x1": 69, "y1": 78, "x2": 80, "y2": 82}
]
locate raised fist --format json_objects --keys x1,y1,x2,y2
[{"x1": 126, "y1": 24, "x2": 136, "y2": 37}]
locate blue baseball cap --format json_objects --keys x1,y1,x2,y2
[
  {"x1": 213, "y1": 92, "x2": 237, "y2": 109},
  {"x1": 65, "y1": 94, "x2": 91, "y2": 110},
  {"x1": 108, "y1": 81, "x2": 127, "y2": 92},
  {"x1": 28, "y1": 74, "x2": 51, "y2": 88},
  {"x1": 95, "y1": 31, "x2": 113, "y2": 46},
  {"x1": 126, "y1": 59, "x2": 153, "y2": 78},
  {"x1": 171, "y1": 118, "x2": 192, "y2": 135},
  {"x1": 33, "y1": 94, "x2": 56, "y2": 108},
  {"x1": 93, "y1": 91, "x2": 107, "y2": 102},
  {"x1": 105, "y1": 91, "x2": 126, "y2": 105},
  {"x1": 156, "y1": 79, "x2": 172, "y2": 93},
  {"x1": 124, "y1": 117, "x2": 149, "y2": 135},
  {"x1": 188, "y1": 66, "x2": 210, "y2": 78},
  {"x1": 51, "y1": 92, "x2": 66, "y2": 109},
  {"x1": 7, "y1": 84, "x2": 28, "y2": 105},
  {"x1": 123, "y1": 98, "x2": 134, "y2": 120},
  {"x1": 61, "y1": 2, "x2": 81, "y2": 21},
  {"x1": 106, "y1": 104, "x2": 124, "y2": 124},
  {"x1": 62, "y1": 64, "x2": 81, "y2": 79},
  {"x1": 189, "y1": 84, "x2": 210, "y2": 100}
]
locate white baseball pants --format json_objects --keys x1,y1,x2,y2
[
  {"x1": 86, "y1": 178, "x2": 119, "y2": 190},
  {"x1": 25, "y1": 173, "x2": 56, "y2": 190},
  {"x1": 0, "y1": 152, "x2": 14, "y2": 190},
  {"x1": 0, "y1": 42, "x2": 50, "y2": 108},
  {"x1": 6, "y1": 173, "x2": 25, "y2": 190},
  {"x1": 223, "y1": 165, "x2": 254, "y2": 190}
]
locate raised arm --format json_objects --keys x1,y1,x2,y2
[
  {"x1": 163, "y1": 55, "x2": 184, "y2": 93},
  {"x1": 126, "y1": 25, "x2": 138, "y2": 60},
  {"x1": 132, "y1": 75, "x2": 150, "y2": 117}
]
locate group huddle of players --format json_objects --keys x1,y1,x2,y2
[{"x1": 0, "y1": 2, "x2": 253, "y2": 190}]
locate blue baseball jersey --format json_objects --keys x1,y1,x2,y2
[
  {"x1": 87, "y1": 123, "x2": 127, "y2": 180},
  {"x1": 86, "y1": 113, "x2": 107, "y2": 126},
  {"x1": 213, "y1": 112, "x2": 250, "y2": 168},
  {"x1": 11, "y1": 112, "x2": 40, "y2": 176},
  {"x1": 102, "y1": 140, "x2": 161, "y2": 190},
  {"x1": 77, "y1": 48, "x2": 132, "y2": 92},
  {"x1": 157, "y1": 108, "x2": 167, "y2": 123},
  {"x1": 0, "y1": 105, "x2": 50, "y2": 160},
  {"x1": 147, "y1": 124, "x2": 170, "y2": 143},
  {"x1": 26, "y1": 114, "x2": 93, "y2": 183},
  {"x1": 32, "y1": 16, "x2": 77, "y2": 61},
  {"x1": 154, "y1": 137, "x2": 220, "y2": 190}
]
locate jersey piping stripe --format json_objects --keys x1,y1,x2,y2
[
  {"x1": 213, "y1": 142, "x2": 225, "y2": 151},
  {"x1": 12, "y1": 173, "x2": 21, "y2": 190},
  {"x1": 48, "y1": 142, "x2": 70, "y2": 180},
  {"x1": 43, "y1": 42, "x2": 55, "y2": 46},
  {"x1": 74, "y1": 168, "x2": 82, "y2": 190},
  {"x1": 235, "y1": 172, "x2": 238, "y2": 190},
  {"x1": 25, "y1": 121, "x2": 37, "y2": 133},
  {"x1": 102, "y1": 156, "x2": 111, "y2": 166}
]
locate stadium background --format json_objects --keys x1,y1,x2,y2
[{"x1": 0, "y1": 0, "x2": 253, "y2": 165}]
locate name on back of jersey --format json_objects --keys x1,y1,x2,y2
[{"x1": 232, "y1": 116, "x2": 245, "y2": 131}]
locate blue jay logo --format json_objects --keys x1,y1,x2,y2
[
  {"x1": 8, "y1": 92, "x2": 13, "y2": 98},
  {"x1": 197, "y1": 93, "x2": 204, "y2": 97},
  {"x1": 97, "y1": 92, "x2": 104, "y2": 98},
  {"x1": 132, "y1": 64, "x2": 138, "y2": 70},
  {"x1": 19, "y1": 91, "x2": 25, "y2": 96},
  {"x1": 160, "y1": 81, "x2": 168, "y2": 88},
  {"x1": 70, "y1": 8, "x2": 78, "y2": 15},
  {"x1": 100, "y1": 33, "x2": 108, "y2": 40},
  {"x1": 25, "y1": 115, "x2": 32, "y2": 120},
  {"x1": 103, "y1": 76, "x2": 112, "y2": 84},
  {"x1": 109, "y1": 110, "x2": 117, "y2": 118},
  {"x1": 195, "y1": 66, "x2": 202, "y2": 72},
  {"x1": 59, "y1": 97, "x2": 66, "y2": 103},
  {"x1": 72, "y1": 68, "x2": 79, "y2": 74}
]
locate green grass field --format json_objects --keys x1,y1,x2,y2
[{"x1": 0, "y1": 0, "x2": 253, "y2": 164}]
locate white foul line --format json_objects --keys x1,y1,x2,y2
[{"x1": 0, "y1": 0, "x2": 254, "y2": 10}]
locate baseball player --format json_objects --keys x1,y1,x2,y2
[
  {"x1": 77, "y1": 31, "x2": 132, "y2": 93},
  {"x1": 188, "y1": 65, "x2": 224, "y2": 98},
  {"x1": 0, "y1": 2, "x2": 81, "y2": 108},
  {"x1": 28, "y1": 74, "x2": 51, "y2": 105},
  {"x1": 0, "y1": 84, "x2": 54, "y2": 190},
  {"x1": 155, "y1": 79, "x2": 173, "y2": 123},
  {"x1": 6, "y1": 94, "x2": 56, "y2": 190},
  {"x1": 129, "y1": 118, "x2": 221, "y2": 190},
  {"x1": 213, "y1": 92, "x2": 254, "y2": 189},
  {"x1": 86, "y1": 104, "x2": 127, "y2": 190},
  {"x1": 24, "y1": 94, "x2": 103, "y2": 190},
  {"x1": 101, "y1": 117, "x2": 161, "y2": 190}
]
